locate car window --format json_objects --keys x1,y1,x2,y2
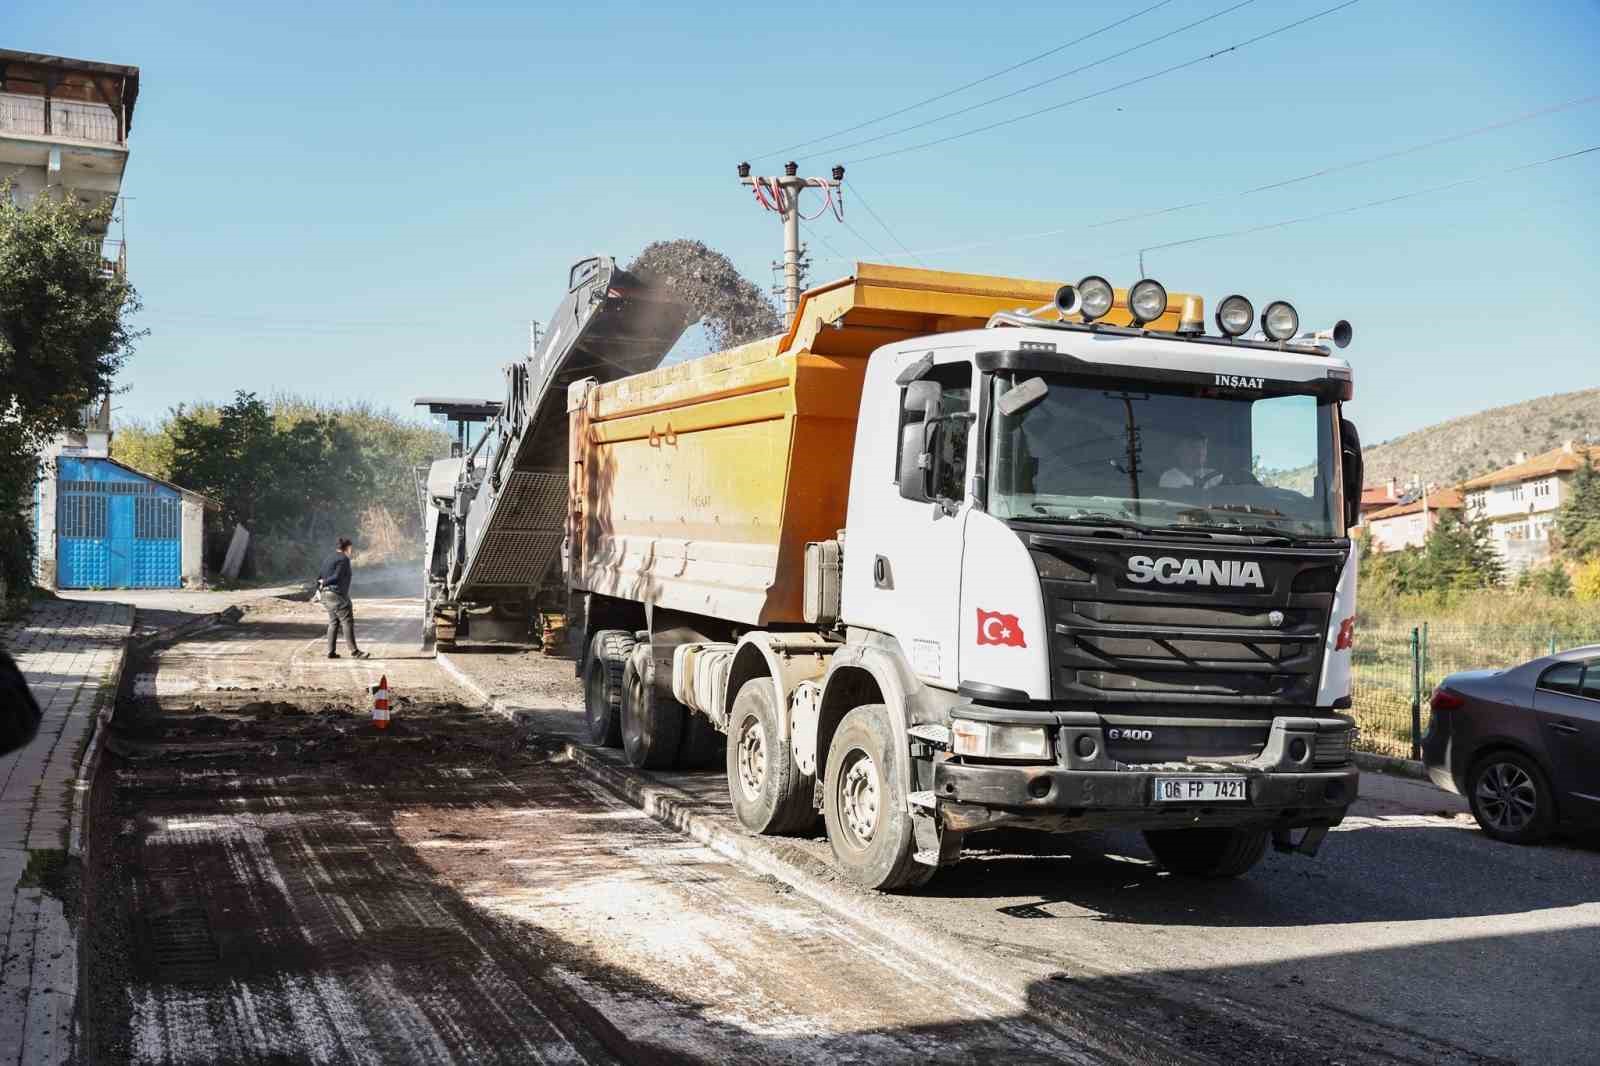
[
  {"x1": 1582, "y1": 660, "x2": 1600, "y2": 701},
  {"x1": 1538, "y1": 661, "x2": 1584, "y2": 697}
]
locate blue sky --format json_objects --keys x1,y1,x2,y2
[{"x1": 12, "y1": 0, "x2": 1599, "y2": 445}]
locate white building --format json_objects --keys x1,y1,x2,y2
[
  {"x1": 1459, "y1": 442, "x2": 1600, "y2": 574},
  {"x1": 4, "y1": 50, "x2": 217, "y2": 588}
]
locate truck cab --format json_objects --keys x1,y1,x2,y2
[{"x1": 824, "y1": 314, "x2": 1360, "y2": 885}]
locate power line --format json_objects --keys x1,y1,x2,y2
[
  {"x1": 1129, "y1": 143, "x2": 1599, "y2": 258},
  {"x1": 845, "y1": 180, "x2": 925, "y2": 266},
  {"x1": 838, "y1": 214, "x2": 888, "y2": 260},
  {"x1": 848, "y1": 0, "x2": 1362, "y2": 166},
  {"x1": 753, "y1": 0, "x2": 1180, "y2": 160},
  {"x1": 804, "y1": 93, "x2": 1599, "y2": 264},
  {"x1": 801, "y1": 0, "x2": 1258, "y2": 163}
]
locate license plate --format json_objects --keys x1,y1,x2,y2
[{"x1": 1152, "y1": 776, "x2": 1249, "y2": 803}]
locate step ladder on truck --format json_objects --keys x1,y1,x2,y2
[{"x1": 568, "y1": 263, "x2": 1365, "y2": 890}]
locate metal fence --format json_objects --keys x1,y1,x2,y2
[{"x1": 1351, "y1": 622, "x2": 1600, "y2": 757}]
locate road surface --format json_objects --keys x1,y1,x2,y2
[{"x1": 79, "y1": 592, "x2": 1600, "y2": 1064}]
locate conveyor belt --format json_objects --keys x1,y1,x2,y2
[{"x1": 450, "y1": 256, "x2": 694, "y2": 601}]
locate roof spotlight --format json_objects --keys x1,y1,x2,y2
[
  {"x1": 1077, "y1": 275, "x2": 1114, "y2": 322},
  {"x1": 1215, "y1": 294, "x2": 1254, "y2": 337},
  {"x1": 737, "y1": 161, "x2": 751, "y2": 178},
  {"x1": 1128, "y1": 278, "x2": 1167, "y2": 325},
  {"x1": 1261, "y1": 300, "x2": 1299, "y2": 342}
]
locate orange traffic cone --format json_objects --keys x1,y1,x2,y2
[{"x1": 372, "y1": 675, "x2": 391, "y2": 730}]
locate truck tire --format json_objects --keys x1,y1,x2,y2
[
  {"x1": 584, "y1": 630, "x2": 635, "y2": 748},
  {"x1": 621, "y1": 649, "x2": 684, "y2": 769},
  {"x1": 678, "y1": 711, "x2": 725, "y2": 770},
  {"x1": 822, "y1": 705, "x2": 930, "y2": 891},
  {"x1": 726, "y1": 679, "x2": 815, "y2": 835},
  {"x1": 1143, "y1": 827, "x2": 1270, "y2": 878}
]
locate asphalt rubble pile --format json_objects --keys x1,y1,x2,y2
[{"x1": 629, "y1": 238, "x2": 782, "y2": 349}]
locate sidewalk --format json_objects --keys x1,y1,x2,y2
[{"x1": 0, "y1": 598, "x2": 133, "y2": 1066}]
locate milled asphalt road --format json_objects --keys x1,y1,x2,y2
[{"x1": 80, "y1": 588, "x2": 1600, "y2": 1065}]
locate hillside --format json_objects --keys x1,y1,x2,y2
[{"x1": 1355, "y1": 387, "x2": 1600, "y2": 491}]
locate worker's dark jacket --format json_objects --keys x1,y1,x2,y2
[{"x1": 317, "y1": 553, "x2": 352, "y2": 597}]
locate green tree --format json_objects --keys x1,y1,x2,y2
[
  {"x1": 1419, "y1": 507, "x2": 1502, "y2": 591},
  {"x1": 0, "y1": 184, "x2": 144, "y2": 595},
  {"x1": 1554, "y1": 454, "x2": 1600, "y2": 561},
  {"x1": 1515, "y1": 561, "x2": 1572, "y2": 598}
]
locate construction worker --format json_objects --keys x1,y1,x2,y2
[{"x1": 317, "y1": 537, "x2": 370, "y2": 660}]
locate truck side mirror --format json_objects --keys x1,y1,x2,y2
[
  {"x1": 898, "y1": 381, "x2": 943, "y2": 503},
  {"x1": 1340, "y1": 417, "x2": 1363, "y2": 530}
]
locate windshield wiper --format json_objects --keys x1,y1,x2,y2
[
  {"x1": 1028, "y1": 509, "x2": 1157, "y2": 534},
  {"x1": 1165, "y1": 521, "x2": 1300, "y2": 542}
]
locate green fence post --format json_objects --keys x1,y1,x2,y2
[
  {"x1": 1421, "y1": 622, "x2": 1429, "y2": 694},
  {"x1": 1409, "y1": 626, "x2": 1422, "y2": 761}
]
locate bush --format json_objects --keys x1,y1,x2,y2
[{"x1": 1576, "y1": 559, "x2": 1600, "y2": 603}]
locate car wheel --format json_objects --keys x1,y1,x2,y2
[{"x1": 1468, "y1": 751, "x2": 1555, "y2": 845}]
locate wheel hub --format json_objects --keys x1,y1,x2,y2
[
  {"x1": 1476, "y1": 762, "x2": 1537, "y2": 832},
  {"x1": 839, "y1": 752, "x2": 880, "y2": 847},
  {"x1": 736, "y1": 717, "x2": 768, "y2": 802}
]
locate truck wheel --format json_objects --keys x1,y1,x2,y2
[
  {"x1": 678, "y1": 712, "x2": 725, "y2": 770},
  {"x1": 584, "y1": 630, "x2": 635, "y2": 748},
  {"x1": 822, "y1": 705, "x2": 929, "y2": 891},
  {"x1": 726, "y1": 679, "x2": 815, "y2": 835},
  {"x1": 621, "y1": 649, "x2": 684, "y2": 769},
  {"x1": 1143, "y1": 827, "x2": 1270, "y2": 878}
]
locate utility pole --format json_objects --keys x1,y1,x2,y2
[{"x1": 737, "y1": 160, "x2": 844, "y2": 326}]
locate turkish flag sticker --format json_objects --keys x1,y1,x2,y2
[{"x1": 976, "y1": 609, "x2": 1026, "y2": 648}]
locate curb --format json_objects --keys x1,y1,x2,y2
[
  {"x1": 1354, "y1": 750, "x2": 1429, "y2": 781},
  {"x1": 66, "y1": 604, "x2": 134, "y2": 860}
]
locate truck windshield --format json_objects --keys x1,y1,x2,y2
[{"x1": 987, "y1": 372, "x2": 1343, "y2": 538}]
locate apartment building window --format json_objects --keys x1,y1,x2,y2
[
  {"x1": 1469, "y1": 490, "x2": 1488, "y2": 512},
  {"x1": 1510, "y1": 483, "x2": 1525, "y2": 502},
  {"x1": 1532, "y1": 478, "x2": 1553, "y2": 499}
]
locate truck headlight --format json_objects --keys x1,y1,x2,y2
[{"x1": 951, "y1": 720, "x2": 1052, "y2": 760}]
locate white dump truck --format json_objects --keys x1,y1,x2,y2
[{"x1": 568, "y1": 264, "x2": 1364, "y2": 890}]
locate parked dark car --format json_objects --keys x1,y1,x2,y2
[
  {"x1": 1423, "y1": 645, "x2": 1600, "y2": 844},
  {"x1": 1, "y1": 648, "x2": 43, "y2": 753}
]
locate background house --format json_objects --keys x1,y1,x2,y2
[
  {"x1": 1364, "y1": 487, "x2": 1463, "y2": 553},
  {"x1": 1460, "y1": 441, "x2": 1600, "y2": 574}
]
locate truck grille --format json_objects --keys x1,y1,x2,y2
[{"x1": 1022, "y1": 529, "x2": 1346, "y2": 708}]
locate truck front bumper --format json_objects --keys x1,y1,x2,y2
[
  {"x1": 933, "y1": 760, "x2": 1357, "y2": 833},
  {"x1": 930, "y1": 711, "x2": 1358, "y2": 835}
]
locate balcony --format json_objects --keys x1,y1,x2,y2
[{"x1": 0, "y1": 92, "x2": 124, "y2": 146}]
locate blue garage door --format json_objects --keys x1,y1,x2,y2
[{"x1": 56, "y1": 459, "x2": 182, "y2": 588}]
